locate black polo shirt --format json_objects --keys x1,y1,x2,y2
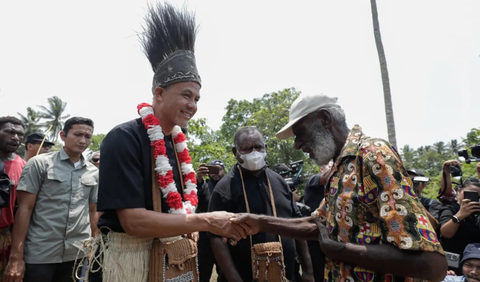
[
  {"x1": 303, "y1": 173, "x2": 325, "y2": 212},
  {"x1": 97, "y1": 118, "x2": 183, "y2": 232},
  {"x1": 196, "y1": 179, "x2": 217, "y2": 214},
  {"x1": 208, "y1": 165, "x2": 302, "y2": 282}
]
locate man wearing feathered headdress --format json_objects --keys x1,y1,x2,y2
[{"x1": 81, "y1": 3, "x2": 248, "y2": 282}]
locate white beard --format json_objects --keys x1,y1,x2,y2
[{"x1": 309, "y1": 127, "x2": 337, "y2": 166}]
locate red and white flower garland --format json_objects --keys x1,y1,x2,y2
[{"x1": 137, "y1": 103, "x2": 198, "y2": 215}]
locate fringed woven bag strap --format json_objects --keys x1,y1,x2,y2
[{"x1": 238, "y1": 166, "x2": 281, "y2": 246}]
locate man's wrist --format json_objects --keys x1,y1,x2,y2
[
  {"x1": 257, "y1": 214, "x2": 267, "y2": 233},
  {"x1": 190, "y1": 213, "x2": 210, "y2": 232},
  {"x1": 320, "y1": 237, "x2": 341, "y2": 259},
  {"x1": 9, "y1": 251, "x2": 23, "y2": 260},
  {"x1": 454, "y1": 213, "x2": 465, "y2": 222}
]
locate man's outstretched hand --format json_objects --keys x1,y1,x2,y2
[{"x1": 206, "y1": 211, "x2": 253, "y2": 242}]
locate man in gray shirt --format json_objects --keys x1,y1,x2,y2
[{"x1": 3, "y1": 117, "x2": 98, "y2": 282}]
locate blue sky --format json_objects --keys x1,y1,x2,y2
[{"x1": 1, "y1": 0, "x2": 479, "y2": 150}]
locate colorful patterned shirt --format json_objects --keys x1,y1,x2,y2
[{"x1": 315, "y1": 125, "x2": 444, "y2": 282}]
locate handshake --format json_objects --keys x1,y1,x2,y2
[{"x1": 205, "y1": 211, "x2": 261, "y2": 244}]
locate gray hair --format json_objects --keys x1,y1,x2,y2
[
  {"x1": 311, "y1": 105, "x2": 347, "y2": 127},
  {"x1": 233, "y1": 126, "x2": 264, "y2": 148},
  {"x1": 90, "y1": 151, "x2": 100, "y2": 161}
]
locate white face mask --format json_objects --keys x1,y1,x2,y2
[{"x1": 239, "y1": 151, "x2": 267, "y2": 171}]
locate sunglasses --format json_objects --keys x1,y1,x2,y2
[
  {"x1": 32, "y1": 142, "x2": 52, "y2": 149},
  {"x1": 92, "y1": 158, "x2": 100, "y2": 162}
]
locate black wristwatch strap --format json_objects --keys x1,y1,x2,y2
[{"x1": 452, "y1": 215, "x2": 461, "y2": 224}]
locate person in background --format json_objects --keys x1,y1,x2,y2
[
  {"x1": 439, "y1": 178, "x2": 480, "y2": 275},
  {"x1": 89, "y1": 151, "x2": 100, "y2": 168},
  {"x1": 442, "y1": 243, "x2": 480, "y2": 282},
  {"x1": 4, "y1": 117, "x2": 99, "y2": 282},
  {"x1": 302, "y1": 163, "x2": 333, "y2": 282},
  {"x1": 407, "y1": 168, "x2": 442, "y2": 230},
  {"x1": 0, "y1": 116, "x2": 25, "y2": 278},
  {"x1": 23, "y1": 133, "x2": 54, "y2": 162},
  {"x1": 209, "y1": 126, "x2": 313, "y2": 282},
  {"x1": 196, "y1": 160, "x2": 226, "y2": 282}
]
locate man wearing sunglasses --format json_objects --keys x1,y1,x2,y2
[
  {"x1": 89, "y1": 151, "x2": 100, "y2": 168},
  {"x1": 24, "y1": 133, "x2": 54, "y2": 162},
  {"x1": 407, "y1": 168, "x2": 442, "y2": 230}
]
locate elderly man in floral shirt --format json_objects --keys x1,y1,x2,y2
[{"x1": 232, "y1": 93, "x2": 448, "y2": 282}]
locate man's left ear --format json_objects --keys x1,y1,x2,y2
[
  {"x1": 59, "y1": 131, "x2": 66, "y2": 142},
  {"x1": 232, "y1": 147, "x2": 237, "y2": 157}
]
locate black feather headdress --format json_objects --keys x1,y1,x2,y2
[{"x1": 140, "y1": 2, "x2": 201, "y2": 88}]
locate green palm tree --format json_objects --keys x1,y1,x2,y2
[
  {"x1": 433, "y1": 141, "x2": 446, "y2": 155},
  {"x1": 370, "y1": 0, "x2": 397, "y2": 148},
  {"x1": 17, "y1": 107, "x2": 43, "y2": 136},
  {"x1": 38, "y1": 96, "x2": 70, "y2": 142}
]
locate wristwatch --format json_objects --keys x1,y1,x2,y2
[{"x1": 452, "y1": 215, "x2": 461, "y2": 224}]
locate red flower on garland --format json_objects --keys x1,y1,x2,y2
[{"x1": 166, "y1": 192, "x2": 184, "y2": 210}]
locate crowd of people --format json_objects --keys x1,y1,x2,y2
[{"x1": 1, "y1": 2, "x2": 479, "y2": 282}]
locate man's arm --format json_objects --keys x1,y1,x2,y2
[
  {"x1": 234, "y1": 214, "x2": 446, "y2": 281},
  {"x1": 211, "y1": 237, "x2": 243, "y2": 282},
  {"x1": 5, "y1": 158, "x2": 43, "y2": 277},
  {"x1": 3, "y1": 191, "x2": 37, "y2": 281},
  {"x1": 319, "y1": 229, "x2": 447, "y2": 282},
  {"x1": 89, "y1": 203, "x2": 99, "y2": 237},
  {"x1": 426, "y1": 210, "x2": 439, "y2": 231},
  {"x1": 439, "y1": 160, "x2": 460, "y2": 198},
  {"x1": 98, "y1": 127, "x2": 248, "y2": 241},
  {"x1": 295, "y1": 239, "x2": 314, "y2": 281},
  {"x1": 9, "y1": 191, "x2": 36, "y2": 259},
  {"x1": 117, "y1": 209, "x2": 248, "y2": 240}
]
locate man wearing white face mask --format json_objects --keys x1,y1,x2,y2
[{"x1": 208, "y1": 126, "x2": 314, "y2": 282}]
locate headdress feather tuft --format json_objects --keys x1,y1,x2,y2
[{"x1": 140, "y1": 2, "x2": 197, "y2": 73}]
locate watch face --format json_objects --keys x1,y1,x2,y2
[{"x1": 452, "y1": 216, "x2": 460, "y2": 223}]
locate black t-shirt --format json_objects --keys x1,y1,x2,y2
[
  {"x1": 208, "y1": 165, "x2": 302, "y2": 282},
  {"x1": 97, "y1": 118, "x2": 183, "y2": 232},
  {"x1": 196, "y1": 179, "x2": 217, "y2": 214},
  {"x1": 303, "y1": 173, "x2": 325, "y2": 212},
  {"x1": 420, "y1": 196, "x2": 442, "y2": 219},
  {"x1": 302, "y1": 173, "x2": 326, "y2": 282},
  {"x1": 439, "y1": 202, "x2": 480, "y2": 273}
]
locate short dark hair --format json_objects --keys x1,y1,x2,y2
[
  {"x1": 0, "y1": 116, "x2": 24, "y2": 130},
  {"x1": 462, "y1": 177, "x2": 480, "y2": 189},
  {"x1": 233, "y1": 126, "x2": 263, "y2": 148},
  {"x1": 63, "y1": 117, "x2": 94, "y2": 135},
  {"x1": 272, "y1": 163, "x2": 290, "y2": 174}
]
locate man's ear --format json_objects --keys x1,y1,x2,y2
[
  {"x1": 60, "y1": 131, "x2": 66, "y2": 142},
  {"x1": 154, "y1": 86, "x2": 166, "y2": 103},
  {"x1": 317, "y1": 109, "x2": 333, "y2": 129},
  {"x1": 232, "y1": 147, "x2": 237, "y2": 156}
]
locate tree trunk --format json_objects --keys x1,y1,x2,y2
[{"x1": 370, "y1": 0, "x2": 397, "y2": 148}]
